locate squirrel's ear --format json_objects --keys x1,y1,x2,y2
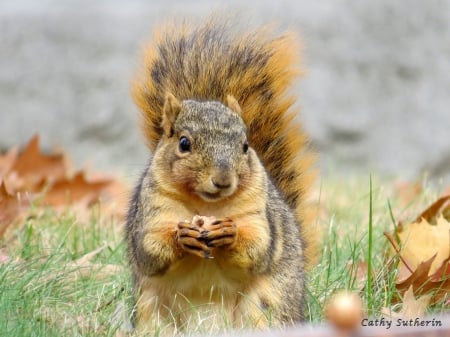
[
  {"x1": 162, "y1": 93, "x2": 181, "y2": 137},
  {"x1": 226, "y1": 95, "x2": 242, "y2": 115}
]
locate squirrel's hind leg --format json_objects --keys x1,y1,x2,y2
[
  {"x1": 232, "y1": 277, "x2": 281, "y2": 329},
  {"x1": 134, "y1": 289, "x2": 178, "y2": 337}
]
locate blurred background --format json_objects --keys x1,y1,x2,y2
[{"x1": 1, "y1": 0, "x2": 449, "y2": 184}]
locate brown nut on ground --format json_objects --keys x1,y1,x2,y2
[{"x1": 324, "y1": 290, "x2": 364, "y2": 331}]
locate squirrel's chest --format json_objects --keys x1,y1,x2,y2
[{"x1": 160, "y1": 255, "x2": 242, "y2": 297}]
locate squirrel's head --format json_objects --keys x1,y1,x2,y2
[{"x1": 154, "y1": 93, "x2": 256, "y2": 203}]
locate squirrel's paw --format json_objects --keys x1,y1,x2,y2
[
  {"x1": 201, "y1": 218, "x2": 236, "y2": 249},
  {"x1": 177, "y1": 219, "x2": 212, "y2": 259}
]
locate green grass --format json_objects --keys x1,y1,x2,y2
[
  {"x1": 306, "y1": 175, "x2": 447, "y2": 321},
  {"x1": 0, "y1": 207, "x2": 132, "y2": 337},
  {"x1": 0, "y1": 176, "x2": 447, "y2": 336}
]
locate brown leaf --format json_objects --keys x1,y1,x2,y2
[
  {"x1": 396, "y1": 254, "x2": 436, "y2": 293},
  {"x1": 73, "y1": 245, "x2": 108, "y2": 266},
  {"x1": 10, "y1": 135, "x2": 68, "y2": 191},
  {"x1": 431, "y1": 255, "x2": 450, "y2": 281},
  {"x1": 397, "y1": 286, "x2": 432, "y2": 318},
  {"x1": 98, "y1": 179, "x2": 130, "y2": 222},
  {"x1": 0, "y1": 147, "x2": 18, "y2": 177},
  {"x1": 395, "y1": 217, "x2": 450, "y2": 276},
  {"x1": 0, "y1": 182, "x2": 32, "y2": 238},
  {"x1": 414, "y1": 194, "x2": 450, "y2": 224},
  {"x1": 43, "y1": 171, "x2": 112, "y2": 207},
  {"x1": 394, "y1": 254, "x2": 450, "y2": 305},
  {"x1": 67, "y1": 245, "x2": 123, "y2": 280},
  {"x1": 382, "y1": 286, "x2": 431, "y2": 319},
  {"x1": 386, "y1": 214, "x2": 450, "y2": 305},
  {"x1": 1, "y1": 135, "x2": 126, "y2": 244}
]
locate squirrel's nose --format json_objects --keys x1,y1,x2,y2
[
  {"x1": 211, "y1": 157, "x2": 235, "y2": 190},
  {"x1": 211, "y1": 172, "x2": 233, "y2": 190},
  {"x1": 211, "y1": 176, "x2": 232, "y2": 189}
]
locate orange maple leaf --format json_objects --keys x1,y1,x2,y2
[
  {"x1": 0, "y1": 182, "x2": 31, "y2": 237},
  {"x1": 43, "y1": 171, "x2": 112, "y2": 207},
  {"x1": 9, "y1": 135, "x2": 68, "y2": 191}
]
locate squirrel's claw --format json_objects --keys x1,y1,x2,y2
[
  {"x1": 177, "y1": 220, "x2": 212, "y2": 258},
  {"x1": 202, "y1": 220, "x2": 237, "y2": 248}
]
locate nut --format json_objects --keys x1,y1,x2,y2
[{"x1": 324, "y1": 290, "x2": 364, "y2": 330}]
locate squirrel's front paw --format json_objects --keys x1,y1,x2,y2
[
  {"x1": 201, "y1": 218, "x2": 236, "y2": 249},
  {"x1": 177, "y1": 217, "x2": 212, "y2": 259}
]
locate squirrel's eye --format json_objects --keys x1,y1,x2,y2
[
  {"x1": 243, "y1": 141, "x2": 249, "y2": 154},
  {"x1": 179, "y1": 136, "x2": 191, "y2": 153}
]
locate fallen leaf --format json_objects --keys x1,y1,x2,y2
[
  {"x1": 395, "y1": 217, "x2": 450, "y2": 277},
  {"x1": 67, "y1": 245, "x2": 123, "y2": 280},
  {"x1": 99, "y1": 179, "x2": 130, "y2": 221},
  {"x1": 1, "y1": 135, "x2": 126, "y2": 240},
  {"x1": 394, "y1": 254, "x2": 450, "y2": 305},
  {"x1": 0, "y1": 182, "x2": 32, "y2": 238},
  {"x1": 38, "y1": 246, "x2": 123, "y2": 284},
  {"x1": 382, "y1": 286, "x2": 431, "y2": 319},
  {"x1": 43, "y1": 171, "x2": 112, "y2": 208},
  {"x1": 397, "y1": 286, "x2": 432, "y2": 317},
  {"x1": 431, "y1": 255, "x2": 450, "y2": 281},
  {"x1": 414, "y1": 194, "x2": 450, "y2": 224},
  {"x1": 73, "y1": 245, "x2": 108, "y2": 266},
  {"x1": 386, "y1": 191, "x2": 450, "y2": 306},
  {"x1": 0, "y1": 147, "x2": 18, "y2": 177},
  {"x1": 395, "y1": 254, "x2": 436, "y2": 293},
  {"x1": 9, "y1": 135, "x2": 68, "y2": 191}
]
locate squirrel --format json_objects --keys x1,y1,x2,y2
[{"x1": 125, "y1": 17, "x2": 316, "y2": 335}]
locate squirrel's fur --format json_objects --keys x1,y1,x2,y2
[
  {"x1": 127, "y1": 17, "x2": 317, "y2": 334},
  {"x1": 133, "y1": 18, "x2": 316, "y2": 259}
]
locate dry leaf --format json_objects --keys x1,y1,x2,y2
[
  {"x1": 0, "y1": 182, "x2": 31, "y2": 237},
  {"x1": 37, "y1": 245, "x2": 123, "y2": 284},
  {"x1": 0, "y1": 136, "x2": 123, "y2": 237},
  {"x1": 395, "y1": 217, "x2": 450, "y2": 276},
  {"x1": 395, "y1": 255, "x2": 436, "y2": 295},
  {"x1": 99, "y1": 179, "x2": 130, "y2": 221},
  {"x1": 67, "y1": 245, "x2": 123, "y2": 281},
  {"x1": 0, "y1": 135, "x2": 127, "y2": 242},
  {"x1": 394, "y1": 254, "x2": 450, "y2": 305},
  {"x1": 397, "y1": 286, "x2": 432, "y2": 317},
  {"x1": 414, "y1": 195, "x2": 450, "y2": 224},
  {"x1": 386, "y1": 208, "x2": 450, "y2": 305},
  {"x1": 9, "y1": 135, "x2": 68, "y2": 191},
  {"x1": 382, "y1": 286, "x2": 431, "y2": 319},
  {"x1": 431, "y1": 255, "x2": 450, "y2": 281},
  {"x1": 43, "y1": 171, "x2": 112, "y2": 208},
  {"x1": 0, "y1": 147, "x2": 18, "y2": 177}
]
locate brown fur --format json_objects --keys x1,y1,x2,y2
[
  {"x1": 127, "y1": 17, "x2": 319, "y2": 335},
  {"x1": 132, "y1": 18, "x2": 317, "y2": 264}
]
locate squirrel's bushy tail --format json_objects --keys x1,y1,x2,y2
[{"x1": 132, "y1": 17, "x2": 317, "y2": 264}]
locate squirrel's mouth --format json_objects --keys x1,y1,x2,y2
[
  {"x1": 197, "y1": 187, "x2": 237, "y2": 202},
  {"x1": 198, "y1": 191, "x2": 224, "y2": 201},
  {"x1": 196, "y1": 175, "x2": 238, "y2": 202}
]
